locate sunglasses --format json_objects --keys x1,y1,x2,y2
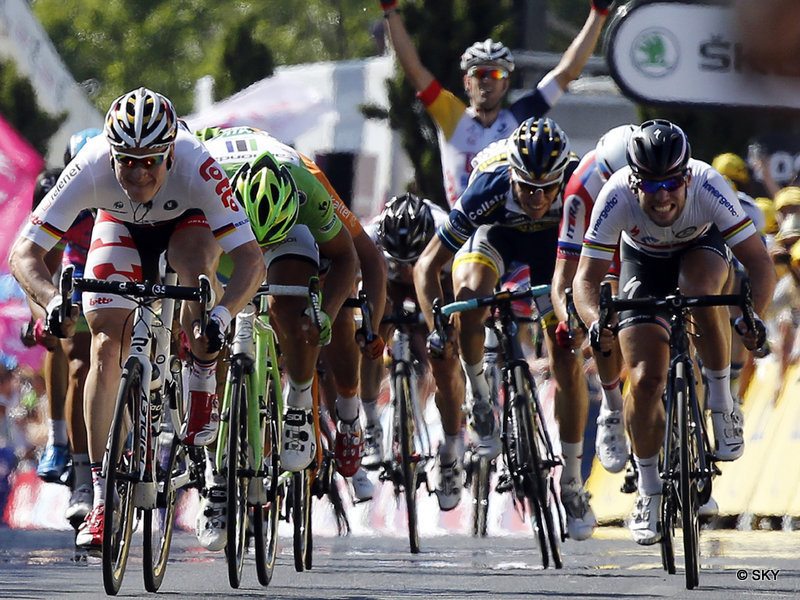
[
  {"x1": 637, "y1": 175, "x2": 686, "y2": 194},
  {"x1": 512, "y1": 170, "x2": 562, "y2": 194},
  {"x1": 112, "y1": 147, "x2": 170, "y2": 169},
  {"x1": 467, "y1": 66, "x2": 509, "y2": 80}
]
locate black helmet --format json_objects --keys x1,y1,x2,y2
[
  {"x1": 33, "y1": 167, "x2": 63, "y2": 210},
  {"x1": 627, "y1": 119, "x2": 691, "y2": 178},
  {"x1": 507, "y1": 117, "x2": 571, "y2": 183},
  {"x1": 378, "y1": 193, "x2": 435, "y2": 262}
]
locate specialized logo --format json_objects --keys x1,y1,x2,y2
[
  {"x1": 622, "y1": 276, "x2": 642, "y2": 299},
  {"x1": 631, "y1": 28, "x2": 679, "y2": 78}
]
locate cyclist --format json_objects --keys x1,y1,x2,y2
[
  {"x1": 572, "y1": 119, "x2": 776, "y2": 545},
  {"x1": 413, "y1": 117, "x2": 597, "y2": 539},
  {"x1": 378, "y1": 0, "x2": 615, "y2": 205},
  {"x1": 552, "y1": 124, "x2": 635, "y2": 476},
  {"x1": 9, "y1": 87, "x2": 266, "y2": 550},
  {"x1": 360, "y1": 192, "x2": 449, "y2": 469},
  {"x1": 24, "y1": 128, "x2": 104, "y2": 525}
]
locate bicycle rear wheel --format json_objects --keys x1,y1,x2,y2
[
  {"x1": 396, "y1": 363, "x2": 420, "y2": 553},
  {"x1": 678, "y1": 363, "x2": 700, "y2": 589},
  {"x1": 292, "y1": 470, "x2": 312, "y2": 572},
  {"x1": 225, "y1": 361, "x2": 249, "y2": 588},
  {"x1": 102, "y1": 357, "x2": 141, "y2": 596},
  {"x1": 254, "y1": 380, "x2": 281, "y2": 586}
]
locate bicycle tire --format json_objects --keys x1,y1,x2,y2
[
  {"x1": 292, "y1": 470, "x2": 312, "y2": 572},
  {"x1": 102, "y1": 357, "x2": 142, "y2": 596},
  {"x1": 507, "y1": 387, "x2": 549, "y2": 569},
  {"x1": 254, "y1": 380, "x2": 281, "y2": 586},
  {"x1": 471, "y1": 455, "x2": 490, "y2": 538},
  {"x1": 396, "y1": 362, "x2": 420, "y2": 553},
  {"x1": 142, "y1": 417, "x2": 179, "y2": 591},
  {"x1": 678, "y1": 362, "x2": 700, "y2": 589},
  {"x1": 225, "y1": 361, "x2": 249, "y2": 588},
  {"x1": 660, "y1": 391, "x2": 678, "y2": 575}
]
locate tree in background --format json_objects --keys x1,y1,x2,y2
[
  {"x1": 0, "y1": 59, "x2": 64, "y2": 157},
  {"x1": 214, "y1": 17, "x2": 275, "y2": 100}
]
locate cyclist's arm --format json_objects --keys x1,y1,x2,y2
[
  {"x1": 9, "y1": 237, "x2": 61, "y2": 312},
  {"x1": 353, "y1": 230, "x2": 388, "y2": 332},
  {"x1": 552, "y1": 257, "x2": 579, "y2": 324},
  {"x1": 573, "y1": 254, "x2": 613, "y2": 329},
  {"x1": 318, "y1": 228, "x2": 359, "y2": 323},
  {"x1": 547, "y1": 6, "x2": 609, "y2": 90},
  {"x1": 413, "y1": 235, "x2": 455, "y2": 331},
  {"x1": 384, "y1": 9, "x2": 435, "y2": 93},
  {"x1": 218, "y1": 239, "x2": 266, "y2": 318},
  {"x1": 730, "y1": 233, "x2": 777, "y2": 316}
]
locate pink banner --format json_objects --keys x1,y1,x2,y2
[{"x1": 0, "y1": 111, "x2": 45, "y2": 370}]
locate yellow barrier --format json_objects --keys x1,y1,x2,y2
[{"x1": 587, "y1": 357, "x2": 800, "y2": 524}]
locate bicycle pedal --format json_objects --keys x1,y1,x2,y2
[{"x1": 495, "y1": 473, "x2": 513, "y2": 494}]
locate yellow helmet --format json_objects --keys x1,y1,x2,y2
[
  {"x1": 755, "y1": 197, "x2": 777, "y2": 234},
  {"x1": 774, "y1": 186, "x2": 800, "y2": 212},
  {"x1": 712, "y1": 153, "x2": 750, "y2": 192}
]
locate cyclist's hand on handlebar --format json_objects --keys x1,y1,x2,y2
[
  {"x1": 426, "y1": 324, "x2": 457, "y2": 360},
  {"x1": 45, "y1": 295, "x2": 78, "y2": 339},
  {"x1": 734, "y1": 315, "x2": 768, "y2": 353},
  {"x1": 589, "y1": 319, "x2": 615, "y2": 355},
  {"x1": 356, "y1": 329, "x2": 385, "y2": 360},
  {"x1": 201, "y1": 305, "x2": 231, "y2": 354},
  {"x1": 555, "y1": 320, "x2": 585, "y2": 350},
  {"x1": 302, "y1": 307, "x2": 332, "y2": 346}
]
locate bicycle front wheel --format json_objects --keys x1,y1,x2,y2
[
  {"x1": 396, "y1": 362, "x2": 420, "y2": 553},
  {"x1": 660, "y1": 390, "x2": 678, "y2": 575},
  {"x1": 254, "y1": 379, "x2": 282, "y2": 586},
  {"x1": 292, "y1": 470, "x2": 312, "y2": 572},
  {"x1": 102, "y1": 357, "x2": 142, "y2": 596},
  {"x1": 143, "y1": 427, "x2": 179, "y2": 591},
  {"x1": 471, "y1": 455, "x2": 491, "y2": 538},
  {"x1": 225, "y1": 361, "x2": 249, "y2": 588},
  {"x1": 678, "y1": 362, "x2": 700, "y2": 589}
]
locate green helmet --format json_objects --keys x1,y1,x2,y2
[
  {"x1": 194, "y1": 126, "x2": 223, "y2": 142},
  {"x1": 233, "y1": 151, "x2": 299, "y2": 246}
]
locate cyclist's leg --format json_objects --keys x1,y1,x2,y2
[
  {"x1": 63, "y1": 328, "x2": 93, "y2": 524},
  {"x1": 324, "y1": 304, "x2": 366, "y2": 477},
  {"x1": 680, "y1": 238, "x2": 743, "y2": 460},
  {"x1": 37, "y1": 342, "x2": 70, "y2": 482},
  {"x1": 264, "y1": 225, "x2": 321, "y2": 471},
  {"x1": 168, "y1": 214, "x2": 225, "y2": 447},
  {"x1": 451, "y1": 226, "x2": 503, "y2": 459}
]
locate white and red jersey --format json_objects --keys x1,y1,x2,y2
[
  {"x1": 557, "y1": 149, "x2": 607, "y2": 262},
  {"x1": 20, "y1": 128, "x2": 255, "y2": 254},
  {"x1": 582, "y1": 159, "x2": 756, "y2": 261}
]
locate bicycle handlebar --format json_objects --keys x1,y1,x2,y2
[{"x1": 439, "y1": 283, "x2": 551, "y2": 317}]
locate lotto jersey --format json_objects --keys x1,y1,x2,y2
[
  {"x1": 20, "y1": 128, "x2": 255, "y2": 254},
  {"x1": 201, "y1": 127, "x2": 341, "y2": 244},
  {"x1": 436, "y1": 140, "x2": 566, "y2": 253},
  {"x1": 582, "y1": 159, "x2": 756, "y2": 260},
  {"x1": 418, "y1": 73, "x2": 563, "y2": 206}
]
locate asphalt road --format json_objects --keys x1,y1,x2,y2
[{"x1": 1, "y1": 524, "x2": 799, "y2": 600}]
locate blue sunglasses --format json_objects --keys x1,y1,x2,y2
[{"x1": 637, "y1": 175, "x2": 686, "y2": 194}]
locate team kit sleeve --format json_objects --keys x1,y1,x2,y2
[
  {"x1": 702, "y1": 170, "x2": 756, "y2": 246},
  {"x1": 417, "y1": 79, "x2": 467, "y2": 141},
  {"x1": 509, "y1": 72, "x2": 564, "y2": 122},
  {"x1": 286, "y1": 163, "x2": 343, "y2": 244},
  {"x1": 581, "y1": 185, "x2": 625, "y2": 261},
  {"x1": 557, "y1": 191, "x2": 591, "y2": 261}
]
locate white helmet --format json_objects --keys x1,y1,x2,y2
[
  {"x1": 460, "y1": 39, "x2": 515, "y2": 72},
  {"x1": 594, "y1": 124, "x2": 636, "y2": 180},
  {"x1": 104, "y1": 87, "x2": 178, "y2": 149}
]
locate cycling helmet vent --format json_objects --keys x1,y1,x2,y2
[
  {"x1": 627, "y1": 119, "x2": 691, "y2": 178},
  {"x1": 104, "y1": 87, "x2": 178, "y2": 149},
  {"x1": 232, "y1": 151, "x2": 299, "y2": 246},
  {"x1": 378, "y1": 193, "x2": 435, "y2": 262},
  {"x1": 507, "y1": 117, "x2": 571, "y2": 183},
  {"x1": 460, "y1": 39, "x2": 515, "y2": 72}
]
